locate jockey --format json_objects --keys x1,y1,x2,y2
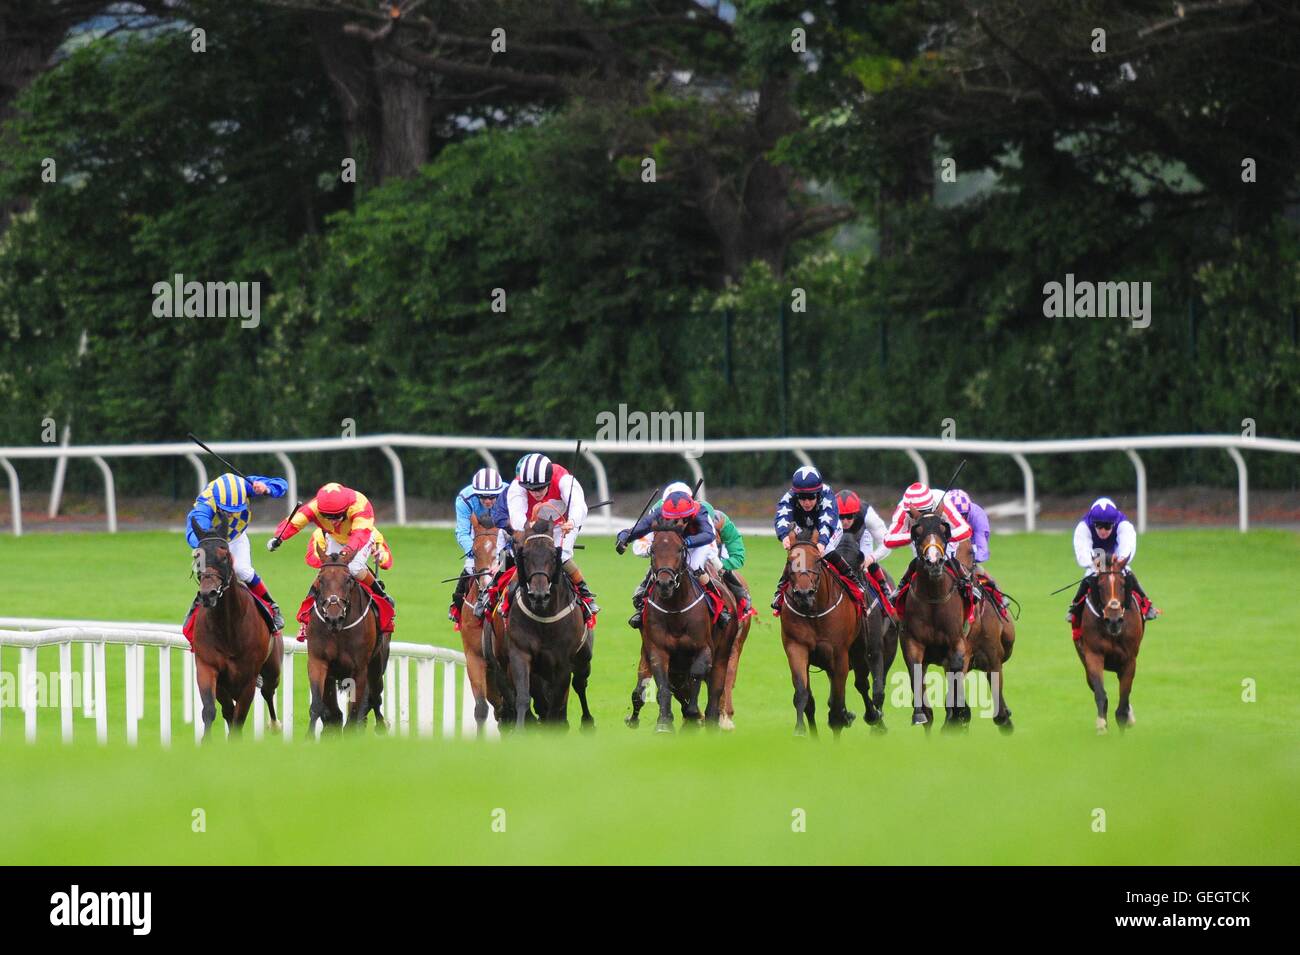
[
  {"x1": 947, "y1": 488, "x2": 1010, "y2": 615},
  {"x1": 184, "y1": 471, "x2": 288, "y2": 631},
  {"x1": 617, "y1": 484, "x2": 740, "y2": 629},
  {"x1": 771, "y1": 465, "x2": 857, "y2": 610},
  {"x1": 267, "y1": 482, "x2": 395, "y2": 636},
  {"x1": 307, "y1": 526, "x2": 392, "y2": 571},
  {"x1": 883, "y1": 481, "x2": 976, "y2": 610},
  {"x1": 1067, "y1": 497, "x2": 1160, "y2": 634},
  {"x1": 834, "y1": 489, "x2": 898, "y2": 619},
  {"x1": 447, "y1": 467, "x2": 505, "y2": 624},
  {"x1": 474, "y1": 452, "x2": 599, "y2": 622}
]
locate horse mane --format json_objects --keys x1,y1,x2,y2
[
  {"x1": 650, "y1": 519, "x2": 685, "y2": 534},
  {"x1": 529, "y1": 516, "x2": 554, "y2": 538}
]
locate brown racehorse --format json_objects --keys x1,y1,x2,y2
[
  {"x1": 1076, "y1": 553, "x2": 1144, "y2": 733},
  {"x1": 627, "y1": 525, "x2": 736, "y2": 733},
  {"x1": 779, "y1": 534, "x2": 865, "y2": 737},
  {"x1": 189, "y1": 517, "x2": 281, "y2": 740},
  {"x1": 897, "y1": 509, "x2": 972, "y2": 730},
  {"x1": 954, "y1": 541, "x2": 1015, "y2": 731},
  {"x1": 458, "y1": 514, "x2": 502, "y2": 733},
  {"x1": 499, "y1": 512, "x2": 594, "y2": 730},
  {"x1": 305, "y1": 554, "x2": 389, "y2": 733},
  {"x1": 719, "y1": 568, "x2": 753, "y2": 730}
]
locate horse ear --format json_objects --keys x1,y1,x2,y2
[
  {"x1": 190, "y1": 517, "x2": 203, "y2": 541},
  {"x1": 907, "y1": 506, "x2": 919, "y2": 521}
]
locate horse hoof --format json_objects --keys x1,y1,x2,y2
[
  {"x1": 870, "y1": 721, "x2": 888, "y2": 735},
  {"x1": 268, "y1": 720, "x2": 282, "y2": 733},
  {"x1": 719, "y1": 715, "x2": 735, "y2": 731},
  {"x1": 794, "y1": 725, "x2": 807, "y2": 737},
  {"x1": 624, "y1": 715, "x2": 640, "y2": 729},
  {"x1": 998, "y1": 719, "x2": 1014, "y2": 735},
  {"x1": 580, "y1": 717, "x2": 596, "y2": 734},
  {"x1": 912, "y1": 712, "x2": 928, "y2": 726},
  {"x1": 1095, "y1": 717, "x2": 1108, "y2": 735},
  {"x1": 654, "y1": 721, "x2": 674, "y2": 735},
  {"x1": 1124, "y1": 706, "x2": 1136, "y2": 727},
  {"x1": 844, "y1": 711, "x2": 856, "y2": 727}
]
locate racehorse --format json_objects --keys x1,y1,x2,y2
[
  {"x1": 953, "y1": 539, "x2": 1015, "y2": 732},
  {"x1": 458, "y1": 514, "x2": 503, "y2": 733},
  {"x1": 851, "y1": 566, "x2": 898, "y2": 729},
  {"x1": 626, "y1": 524, "x2": 736, "y2": 733},
  {"x1": 719, "y1": 568, "x2": 754, "y2": 730},
  {"x1": 778, "y1": 533, "x2": 866, "y2": 737},
  {"x1": 305, "y1": 554, "x2": 389, "y2": 733},
  {"x1": 1075, "y1": 552, "x2": 1144, "y2": 733},
  {"x1": 189, "y1": 516, "x2": 282, "y2": 740},
  {"x1": 897, "y1": 509, "x2": 972, "y2": 730},
  {"x1": 499, "y1": 508, "x2": 594, "y2": 730}
]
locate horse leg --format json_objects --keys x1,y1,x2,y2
[
  {"x1": 643, "y1": 644, "x2": 673, "y2": 734},
  {"x1": 720, "y1": 622, "x2": 746, "y2": 730},
  {"x1": 942, "y1": 643, "x2": 969, "y2": 730},
  {"x1": 508, "y1": 649, "x2": 532, "y2": 730},
  {"x1": 465, "y1": 643, "x2": 490, "y2": 735},
  {"x1": 1115, "y1": 657, "x2": 1137, "y2": 729},
  {"x1": 1082, "y1": 648, "x2": 1109, "y2": 733},
  {"x1": 346, "y1": 663, "x2": 371, "y2": 731},
  {"x1": 901, "y1": 639, "x2": 930, "y2": 728},
  {"x1": 828, "y1": 646, "x2": 855, "y2": 738},
  {"x1": 572, "y1": 647, "x2": 595, "y2": 732},
  {"x1": 196, "y1": 662, "x2": 219, "y2": 742},
  {"x1": 260, "y1": 638, "x2": 282, "y2": 732},
  {"x1": 689, "y1": 644, "x2": 713, "y2": 727},
  {"x1": 988, "y1": 662, "x2": 1012, "y2": 733},
  {"x1": 626, "y1": 647, "x2": 651, "y2": 728},
  {"x1": 850, "y1": 629, "x2": 877, "y2": 725},
  {"x1": 307, "y1": 656, "x2": 331, "y2": 736},
  {"x1": 785, "y1": 641, "x2": 812, "y2": 737}
]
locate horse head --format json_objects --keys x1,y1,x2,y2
[
  {"x1": 519, "y1": 516, "x2": 561, "y2": 606},
  {"x1": 191, "y1": 515, "x2": 233, "y2": 608},
  {"x1": 786, "y1": 530, "x2": 823, "y2": 610},
  {"x1": 1098, "y1": 553, "x2": 1129, "y2": 636},
  {"x1": 648, "y1": 521, "x2": 687, "y2": 599},
  {"x1": 469, "y1": 514, "x2": 498, "y2": 589},
  {"x1": 313, "y1": 554, "x2": 356, "y2": 630},
  {"x1": 910, "y1": 507, "x2": 951, "y2": 579}
]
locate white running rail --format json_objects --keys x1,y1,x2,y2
[
  {"x1": 0, "y1": 617, "x2": 492, "y2": 744},
  {"x1": 1, "y1": 433, "x2": 1298, "y2": 535}
]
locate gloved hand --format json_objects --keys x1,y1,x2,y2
[
  {"x1": 266, "y1": 537, "x2": 281, "y2": 552},
  {"x1": 615, "y1": 529, "x2": 631, "y2": 554}
]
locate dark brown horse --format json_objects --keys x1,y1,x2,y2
[
  {"x1": 851, "y1": 566, "x2": 898, "y2": 730},
  {"x1": 779, "y1": 535, "x2": 864, "y2": 737},
  {"x1": 1076, "y1": 553, "x2": 1144, "y2": 733},
  {"x1": 189, "y1": 517, "x2": 281, "y2": 740},
  {"x1": 305, "y1": 554, "x2": 389, "y2": 733},
  {"x1": 459, "y1": 514, "x2": 502, "y2": 733},
  {"x1": 499, "y1": 512, "x2": 593, "y2": 730},
  {"x1": 626, "y1": 525, "x2": 736, "y2": 733},
  {"x1": 954, "y1": 542, "x2": 1015, "y2": 731},
  {"x1": 897, "y1": 509, "x2": 972, "y2": 729},
  {"x1": 719, "y1": 568, "x2": 753, "y2": 730}
]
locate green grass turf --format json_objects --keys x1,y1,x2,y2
[{"x1": 1, "y1": 527, "x2": 1298, "y2": 864}]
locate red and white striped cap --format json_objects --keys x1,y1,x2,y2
[{"x1": 903, "y1": 482, "x2": 934, "y2": 510}]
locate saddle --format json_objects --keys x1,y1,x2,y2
[
  {"x1": 774, "y1": 562, "x2": 866, "y2": 619},
  {"x1": 293, "y1": 577, "x2": 395, "y2": 641}
]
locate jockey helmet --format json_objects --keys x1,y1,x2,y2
[
  {"x1": 662, "y1": 491, "x2": 700, "y2": 521},
  {"x1": 211, "y1": 473, "x2": 247, "y2": 513},
  {"x1": 790, "y1": 465, "x2": 823, "y2": 494},
  {"x1": 471, "y1": 467, "x2": 504, "y2": 496},
  {"x1": 835, "y1": 489, "x2": 862, "y2": 517},
  {"x1": 662, "y1": 481, "x2": 692, "y2": 499},
  {"x1": 519, "y1": 452, "x2": 553, "y2": 491},
  {"x1": 903, "y1": 482, "x2": 935, "y2": 511},
  {"x1": 1087, "y1": 497, "x2": 1121, "y2": 527},
  {"x1": 947, "y1": 488, "x2": 973, "y2": 516},
  {"x1": 315, "y1": 483, "x2": 355, "y2": 519}
]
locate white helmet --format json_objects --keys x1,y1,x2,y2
[
  {"x1": 518, "y1": 452, "x2": 553, "y2": 489},
  {"x1": 471, "y1": 468, "x2": 504, "y2": 495},
  {"x1": 662, "y1": 481, "x2": 692, "y2": 499}
]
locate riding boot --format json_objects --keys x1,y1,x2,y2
[
  {"x1": 449, "y1": 572, "x2": 470, "y2": 623},
  {"x1": 564, "y1": 561, "x2": 600, "y2": 616},
  {"x1": 895, "y1": 562, "x2": 917, "y2": 612},
  {"x1": 473, "y1": 574, "x2": 497, "y2": 620},
  {"x1": 771, "y1": 566, "x2": 789, "y2": 610},
  {"x1": 247, "y1": 577, "x2": 285, "y2": 632},
  {"x1": 360, "y1": 571, "x2": 395, "y2": 609},
  {"x1": 1126, "y1": 571, "x2": 1160, "y2": 620},
  {"x1": 864, "y1": 562, "x2": 899, "y2": 620},
  {"x1": 721, "y1": 568, "x2": 751, "y2": 617},
  {"x1": 628, "y1": 575, "x2": 649, "y2": 629},
  {"x1": 699, "y1": 573, "x2": 732, "y2": 628},
  {"x1": 1066, "y1": 578, "x2": 1090, "y2": 628}
]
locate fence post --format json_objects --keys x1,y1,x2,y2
[
  {"x1": 125, "y1": 643, "x2": 138, "y2": 745},
  {"x1": 282, "y1": 646, "x2": 294, "y2": 742},
  {"x1": 159, "y1": 645, "x2": 171, "y2": 747},
  {"x1": 441, "y1": 660, "x2": 457, "y2": 738},
  {"x1": 92, "y1": 455, "x2": 117, "y2": 534},
  {"x1": 1226, "y1": 447, "x2": 1249, "y2": 532},
  {"x1": 60, "y1": 641, "x2": 74, "y2": 743},
  {"x1": 399, "y1": 656, "x2": 411, "y2": 737},
  {"x1": 22, "y1": 645, "x2": 37, "y2": 743},
  {"x1": 379, "y1": 445, "x2": 406, "y2": 526},
  {"x1": 94, "y1": 642, "x2": 108, "y2": 744},
  {"x1": 417, "y1": 659, "x2": 434, "y2": 738},
  {"x1": 0, "y1": 457, "x2": 21, "y2": 537},
  {"x1": 1125, "y1": 449, "x2": 1148, "y2": 532},
  {"x1": 1010, "y1": 453, "x2": 1036, "y2": 532}
]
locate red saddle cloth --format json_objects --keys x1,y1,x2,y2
[
  {"x1": 294, "y1": 578, "x2": 395, "y2": 641},
  {"x1": 181, "y1": 586, "x2": 277, "y2": 650},
  {"x1": 895, "y1": 565, "x2": 977, "y2": 625},
  {"x1": 773, "y1": 565, "x2": 867, "y2": 618}
]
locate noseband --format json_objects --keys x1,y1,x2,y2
[
  {"x1": 313, "y1": 564, "x2": 370, "y2": 631},
  {"x1": 194, "y1": 535, "x2": 233, "y2": 602}
]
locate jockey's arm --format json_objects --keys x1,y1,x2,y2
[
  {"x1": 246, "y1": 475, "x2": 288, "y2": 499},
  {"x1": 1116, "y1": 520, "x2": 1138, "y2": 563},
  {"x1": 505, "y1": 483, "x2": 530, "y2": 533},
  {"x1": 1073, "y1": 521, "x2": 1096, "y2": 571},
  {"x1": 344, "y1": 499, "x2": 376, "y2": 552},
  {"x1": 719, "y1": 516, "x2": 745, "y2": 570},
  {"x1": 864, "y1": 506, "x2": 890, "y2": 563},
  {"x1": 273, "y1": 501, "x2": 314, "y2": 541},
  {"x1": 968, "y1": 505, "x2": 992, "y2": 563},
  {"x1": 882, "y1": 503, "x2": 912, "y2": 549},
  {"x1": 683, "y1": 514, "x2": 716, "y2": 550},
  {"x1": 773, "y1": 491, "x2": 794, "y2": 541},
  {"x1": 184, "y1": 501, "x2": 216, "y2": 548},
  {"x1": 561, "y1": 474, "x2": 588, "y2": 531},
  {"x1": 453, "y1": 492, "x2": 475, "y2": 555}
]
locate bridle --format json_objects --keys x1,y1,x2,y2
[
  {"x1": 312, "y1": 562, "x2": 371, "y2": 631},
  {"x1": 467, "y1": 529, "x2": 498, "y2": 595},
  {"x1": 194, "y1": 534, "x2": 233, "y2": 604},
  {"x1": 1089, "y1": 558, "x2": 1131, "y2": 632},
  {"x1": 646, "y1": 529, "x2": 707, "y2": 615},
  {"x1": 911, "y1": 514, "x2": 959, "y2": 604},
  {"x1": 512, "y1": 531, "x2": 580, "y2": 623},
  {"x1": 784, "y1": 541, "x2": 844, "y2": 618}
]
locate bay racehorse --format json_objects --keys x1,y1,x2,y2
[
  {"x1": 626, "y1": 524, "x2": 736, "y2": 732},
  {"x1": 500, "y1": 511, "x2": 594, "y2": 730},
  {"x1": 779, "y1": 533, "x2": 865, "y2": 737},
  {"x1": 719, "y1": 568, "x2": 754, "y2": 730},
  {"x1": 458, "y1": 514, "x2": 503, "y2": 733},
  {"x1": 953, "y1": 538, "x2": 1015, "y2": 731},
  {"x1": 305, "y1": 554, "x2": 389, "y2": 733},
  {"x1": 897, "y1": 509, "x2": 973, "y2": 730},
  {"x1": 1076, "y1": 552, "x2": 1144, "y2": 733},
  {"x1": 189, "y1": 516, "x2": 282, "y2": 740}
]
